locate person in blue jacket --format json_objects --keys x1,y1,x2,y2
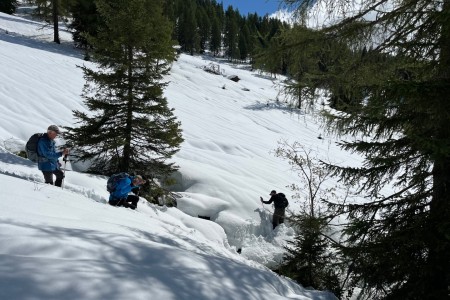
[
  {"x1": 37, "y1": 125, "x2": 70, "y2": 187},
  {"x1": 109, "y1": 175, "x2": 146, "y2": 209}
]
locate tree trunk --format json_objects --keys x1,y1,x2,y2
[
  {"x1": 122, "y1": 46, "x2": 134, "y2": 172},
  {"x1": 52, "y1": 0, "x2": 60, "y2": 44}
]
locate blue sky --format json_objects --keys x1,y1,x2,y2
[{"x1": 220, "y1": 0, "x2": 283, "y2": 16}]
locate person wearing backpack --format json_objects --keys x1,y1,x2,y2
[
  {"x1": 108, "y1": 174, "x2": 146, "y2": 210},
  {"x1": 260, "y1": 190, "x2": 289, "y2": 229},
  {"x1": 36, "y1": 125, "x2": 70, "y2": 187}
]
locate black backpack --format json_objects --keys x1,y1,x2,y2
[
  {"x1": 25, "y1": 133, "x2": 44, "y2": 163},
  {"x1": 107, "y1": 172, "x2": 129, "y2": 193},
  {"x1": 278, "y1": 193, "x2": 289, "y2": 208}
]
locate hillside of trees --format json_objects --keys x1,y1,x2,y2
[{"x1": 3, "y1": 0, "x2": 290, "y2": 62}]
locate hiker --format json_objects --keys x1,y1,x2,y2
[
  {"x1": 260, "y1": 190, "x2": 289, "y2": 229},
  {"x1": 108, "y1": 174, "x2": 146, "y2": 210},
  {"x1": 37, "y1": 125, "x2": 70, "y2": 187}
]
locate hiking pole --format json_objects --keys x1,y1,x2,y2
[{"x1": 61, "y1": 154, "x2": 68, "y2": 190}]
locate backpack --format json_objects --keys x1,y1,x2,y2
[
  {"x1": 107, "y1": 172, "x2": 129, "y2": 193},
  {"x1": 278, "y1": 193, "x2": 289, "y2": 208},
  {"x1": 25, "y1": 133, "x2": 44, "y2": 162}
]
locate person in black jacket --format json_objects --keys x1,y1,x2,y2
[{"x1": 260, "y1": 190, "x2": 288, "y2": 229}]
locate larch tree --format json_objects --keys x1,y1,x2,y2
[{"x1": 281, "y1": 0, "x2": 450, "y2": 298}]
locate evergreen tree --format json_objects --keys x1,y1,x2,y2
[
  {"x1": 238, "y1": 23, "x2": 250, "y2": 61},
  {"x1": 196, "y1": 5, "x2": 210, "y2": 53},
  {"x1": 253, "y1": 28, "x2": 285, "y2": 77},
  {"x1": 283, "y1": 0, "x2": 450, "y2": 298},
  {"x1": 29, "y1": 0, "x2": 52, "y2": 20},
  {"x1": 165, "y1": 0, "x2": 288, "y2": 60},
  {"x1": 246, "y1": 13, "x2": 261, "y2": 62},
  {"x1": 209, "y1": 13, "x2": 221, "y2": 56},
  {"x1": 164, "y1": 0, "x2": 179, "y2": 42},
  {"x1": 28, "y1": 0, "x2": 75, "y2": 43},
  {"x1": 280, "y1": 214, "x2": 342, "y2": 297},
  {"x1": 0, "y1": 0, "x2": 18, "y2": 14},
  {"x1": 178, "y1": 0, "x2": 198, "y2": 54},
  {"x1": 278, "y1": 25, "x2": 351, "y2": 109},
  {"x1": 69, "y1": 0, "x2": 101, "y2": 50},
  {"x1": 223, "y1": 6, "x2": 239, "y2": 60},
  {"x1": 65, "y1": 0, "x2": 183, "y2": 180}
]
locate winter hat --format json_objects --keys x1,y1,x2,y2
[{"x1": 270, "y1": 190, "x2": 277, "y2": 195}]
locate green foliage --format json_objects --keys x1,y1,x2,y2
[
  {"x1": 281, "y1": 0, "x2": 450, "y2": 298},
  {"x1": 224, "y1": 6, "x2": 239, "y2": 60},
  {"x1": 278, "y1": 214, "x2": 342, "y2": 298},
  {"x1": 0, "y1": 0, "x2": 18, "y2": 14},
  {"x1": 27, "y1": 0, "x2": 76, "y2": 43},
  {"x1": 69, "y1": 0, "x2": 101, "y2": 49},
  {"x1": 196, "y1": 6, "x2": 210, "y2": 53},
  {"x1": 26, "y1": 0, "x2": 75, "y2": 20},
  {"x1": 252, "y1": 17, "x2": 298, "y2": 78},
  {"x1": 28, "y1": 0, "x2": 52, "y2": 19},
  {"x1": 138, "y1": 177, "x2": 178, "y2": 207},
  {"x1": 210, "y1": 13, "x2": 221, "y2": 56},
  {"x1": 161, "y1": 0, "x2": 288, "y2": 60},
  {"x1": 16, "y1": 150, "x2": 27, "y2": 159},
  {"x1": 65, "y1": 0, "x2": 183, "y2": 184},
  {"x1": 178, "y1": 0, "x2": 198, "y2": 54}
]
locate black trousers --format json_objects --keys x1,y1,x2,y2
[
  {"x1": 109, "y1": 194, "x2": 139, "y2": 209},
  {"x1": 42, "y1": 170, "x2": 65, "y2": 187},
  {"x1": 272, "y1": 207, "x2": 286, "y2": 229}
]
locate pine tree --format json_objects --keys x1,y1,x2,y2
[
  {"x1": 283, "y1": 0, "x2": 450, "y2": 298},
  {"x1": 65, "y1": 0, "x2": 183, "y2": 180}
]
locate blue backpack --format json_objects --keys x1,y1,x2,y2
[{"x1": 107, "y1": 173, "x2": 129, "y2": 193}]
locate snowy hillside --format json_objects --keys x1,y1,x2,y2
[{"x1": 0, "y1": 9, "x2": 356, "y2": 299}]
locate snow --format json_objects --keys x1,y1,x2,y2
[{"x1": 0, "y1": 10, "x2": 351, "y2": 299}]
